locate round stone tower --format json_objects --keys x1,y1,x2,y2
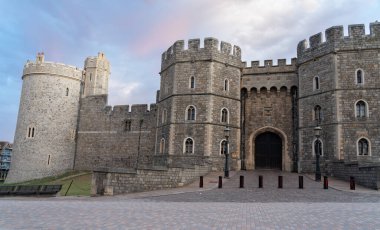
[{"x1": 6, "y1": 53, "x2": 83, "y2": 183}]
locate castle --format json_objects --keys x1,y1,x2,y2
[{"x1": 6, "y1": 22, "x2": 380, "y2": 193}]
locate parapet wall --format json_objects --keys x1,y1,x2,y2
[
  {"x1": 297, "y1": 22, "x2": 380, "y2": 64},
  {"x1": 161, "y1": 38, "x2": 242, "y2": 71},
  {"x1": 23, "y1": 61, "x2": 83, "y2": 81},
  {"x1": 84, "y1": 52, "x2": 110, "y2": 69},
  {"x1": 243, "y1": 58, "x2": 297, "y2": 75}
]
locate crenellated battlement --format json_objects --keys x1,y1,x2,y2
[
  {"x1": 297, "y1": 22, "x2": 380, "y2": 64},
  {"x1": 161, "y1": 38, "x2": 242, "y2": 71},
  {"x1": 243, "y1": 58, "x2": 297, "y2": 75},
  {"x1": 23, "y1": 53, "x2": 83, "y2": 81},
  {"x1": 104, "y1": 104, "x2": 156, "y2": 115}
]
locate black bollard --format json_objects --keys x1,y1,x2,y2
[
  {"x1": 350, "y1": 176, "x2": 355, "y2": 190},
  {"x1": 323, "y1": 176, "x2": 328, "y2": 189},
  {"x1": 299, "y1": 176, "x2": 303, "y2": 189},
  {"x1": 199, "y1": 176, "x2": 203, "y2": 188},
  {"x1": 259, "y1": 175, "x2": 263, "y2": 188},
  {"x1": 278, "y1": 176, "x2": 283, "y2": 189},
  {"x1": 239, "y1": 175, "x2": 244, "y2": 188},
  {"x1": 218, "y1": 176, "x2": 222, "y2": 189}
]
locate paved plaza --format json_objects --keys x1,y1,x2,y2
[{"x1": 1, "y1": 170, "x2": 380, "y2": 229}]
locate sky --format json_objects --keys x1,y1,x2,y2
[{"x1": 0, "y1": 0, "x2": 379, "y2": 142}]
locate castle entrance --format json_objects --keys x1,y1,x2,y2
[{"x1": 255, "y1": 132, "x2": 282, "y2": 169}]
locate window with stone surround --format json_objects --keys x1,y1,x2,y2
[
  {"x1": 160, "y1": 138, "x2": 165, "y2": 154},
  {"x1": 125, "y1": 120, "x2": 132, "y2": 131},
  {"x1": 312, "y1": 139, "x2": 323, "y2": 156},
  {"x1": 313, "y1": 76, "x2": 320, "y2": 90},
  {"x1": 355, "y1": 100, "x2": 368, "y2": 118},
  {"x1": 357, "y1": 138, "x2": 370, "y2": 156},
  {"x1": 220, "y1": 140, "x2": 228, "y2": 155},
  {"x1": 356, "y1": 69, "x2": 364, "y2": 85},
  {"x1": 161, "y1": 109, "x2": 167, "y2": 124},
  {"x1": 314, "y1": 105, "x2": 322, "y2": 123},
  {"x1": 186, "y1": 105, "x2": 196, "y2": 121},
  {"x1": 184, "y1": 138, "x2": 194, "y2": 154},
  {"x1": 221, "y1": 108, "x2": 229, "y2": 123},
  {"x1": 27, "y1": 126, "x2": 36, "y2": 138},
  {"x1": 224, "y1": 79, "x2": 229, "y2": 91},
  {"x1": 190, "y1": 76, "x2": 195, "y2": 89}
]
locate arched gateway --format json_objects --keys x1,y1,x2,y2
[{"x1": 255, "y1": 132, "x2": 282, "y2": 169}]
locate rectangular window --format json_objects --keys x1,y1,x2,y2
[{"x1": 125, "y1": 120, "x2": 131, "y2": 131}]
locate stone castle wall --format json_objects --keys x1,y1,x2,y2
[{"x1": 74, "y1": 95, "x2": 157, "y2": 171}]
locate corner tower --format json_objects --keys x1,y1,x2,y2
[
  {"x1": 6, "y1": 53, "x2": 83, "y2": 183},
  {"x1": 157, "y1": 38, "x2": 242, "y2": 169},
  {"x1": 83, "y1": 52, "x2": 110, "y2": 97}
]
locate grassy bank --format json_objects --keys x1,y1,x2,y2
[{"x1": 2, "y1": 171, "x2": 92, "y2": 196}]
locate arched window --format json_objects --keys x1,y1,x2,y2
[
  {"x1": 355, "y1": 100, "x2": 367, "y2": 118},
  {"x1": 314, "y1": 76, "x2": 320, "y2": 90},
  {"x1": 314, "y1": 105, "x2": 322, "y2": 123},
  {"x1": 356, "y1": 69, "x2": 364, "y2": 85},
  {"x1": 190, "y1": 76, "x2": 195, "y2": 89},
  {"x1": 221, "y1": 108, "x2": 228, "y2": 123},
  {"x1": 224, "y1": 79, "x2": 229, "y2": 91},
  {"x1": 357, "y1": 138, "x2": 370, "y2": 156},
  {"x1": 313, "y1": 139, "x2": 323, "y2": 156},
  {"x1": 66, "y1": 88, "x2": 69, "y2": 96},
  {"x1": 220, "y1": 140, "x2": 228, "y2": 155},
  {"x1": 184, "y1": 138, "x2": 194, "y2": 154},
  {"x1": 186, "y1": 106, "x2": 196, "y2": 121},
  {"x1": 160, "y1": 138, "x2": 165, "y2": 154}
]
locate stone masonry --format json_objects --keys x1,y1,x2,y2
[{"x1": 6, "y1": 21, "x2": 380, "y2": 191}]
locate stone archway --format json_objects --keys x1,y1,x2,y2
[{"x1": 246, "y1": 126, "x2": 291, "y2": 171}]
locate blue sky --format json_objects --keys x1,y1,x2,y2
[{"x1": 0, "y1": 0, "x2": 379, "y2": 142}]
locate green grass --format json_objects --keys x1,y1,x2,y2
[{"x1": 2, "y1": 171, "x2": 92, "y2": 196}]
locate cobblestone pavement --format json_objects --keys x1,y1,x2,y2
[{"x1": 1, "y1": 170, "x2": 380, "y2": 229}]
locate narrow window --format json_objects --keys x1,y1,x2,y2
[
  {"x1": 224, "y1": 79, "x2": 229, "y2": 91},
  {"x1": 47, "y1": 155, "x2": 51, "y2": 165},
  {"x1": 28, "y1": 127, "x2": 31, "y2": 138},
  {"x1": 356, "y1": 101, "x2": 367, "y2": 118},
  {"x1": 221, "y1": 108, "x2": 228, "y2": 123},
  {"x1": 220, "y1": 140, "x2": 228, "y2": 155},
  {"x1": 358, "y1": 138, "x2": 369, "y2": 156},
  {"x1": 66, "y1": 88, "x2": 69, "y2": 96},
  {"x1": 314, "y1": 105, "x2": 322, "y2": 123},
  {"x1": 314, "y1": 139, "x2": 323, "y2": 156},
  {"x1": 356, "y1": 69, "x2": 363, "y2": 84},
  {"x1": 160, "y1": 138, "x2": 165, "y2": 154},
  {"x1": 184, "y1": 138, "x2": 194, "y2": 154},
  {"x1": 190, "y1": 76, "x2": 195, "y2": 89},
  {"x1": 31, "y1": 127, "x2": 35, "y2": 137},
  {"x1": 161, "y1": 109, "x2": 167, "y2": 124},
  {"x1": 125, "y1": 120, "x2": 131, "y2": 131},
  {"x1": 89, "y1": 73, "x2": 92, "y2": 82},
  {"x1": 314, "y1": 76, "x2": 320, "y2": 90},
  {"x1": 187, "y1": 106, "x2": 196, "y2": 121}
]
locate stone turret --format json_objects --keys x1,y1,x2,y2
[
  {"x1": 83, "y1": 52, "x2": 110, "y2": 97},
  {"x1": 6, "y1": 53, "x2": 83, "y2": 183}
]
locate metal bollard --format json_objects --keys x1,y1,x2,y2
[
  {"x1": 199, "y1": 176, "x2": 203, "y2": 188},
  {"x1": 323, "y1": 176, "x2": 328, "y2": 189},
  {"x1": 239, "y1": 175, "x2": 244, "y2": 188},
  {"x1": 278, "y1": 176, "x2": 283, "y2": 189},
  {"x1": 218, "y1": 176, "x2": 222, "y2": 189},
  {"x1": 350, "y1": 176, "x2": 355, "y2": 190},
  {"x1": 299, "y1": 176, "x2": 303, "y2": 189},
  {"x1": 259, "y1": 175, "x2": 263, "y2": 188}
]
